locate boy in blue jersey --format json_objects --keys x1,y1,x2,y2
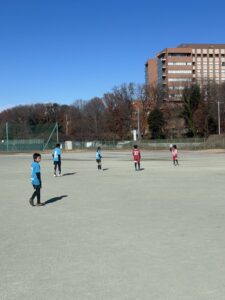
[
  {"x1": 52, "y1": 143, "x2": 62, "y2": 176},
  {"x1": 96, "y1": 146, "x2": 102, "y2": 170},
  {"x1": 30, "y1": 153, "x2": 43, "y2": 206}
]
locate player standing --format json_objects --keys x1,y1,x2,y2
[
  {"x1": 132, "y1": 144, "x2": 141, "y2": 171},
  {"x1": 172, "y1": 145, "x2": 179, "y2": 166},
  {"x1": 96, "y1": 146, "x2": 102, "y2": 170},
  {"x1": 52, "y1": 143, "x2": 62, "y2": 176},
  {"x1": 30, "y1": 153, "x2": 43, "y2": 206}
]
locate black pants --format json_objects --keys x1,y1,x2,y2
[
  {"x1": 31, "y1": 185, "x2": 41, "y2": 204},
  {"x1": 173, "y1": 159, "x2": 179, "y2": 166},
  {"x1": 134, "y1": 161, "x2": 140, "y2": 170},
  {"x1": 54, "y1": 161, "x2": 61, "y2": 174},
  {"x1": 96, "y1": 159, "x2": 101, "y2": 170}
]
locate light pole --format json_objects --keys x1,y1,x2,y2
[
  {"x1": 6, "y1": 122, "x2": 9, "y2": 151},
  {"x1": 137, "y1": 107, "x2": 140, "y2": 140},
  {"x1": 210, "y1": 101, "x2": 223, "y2": 135},
  {"x1": 217, "y1": 101, "x2": 221, "y2": 135}
]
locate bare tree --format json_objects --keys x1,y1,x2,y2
[{"x1": 103, "y1": 84, "x2": 134, "y2": 139}]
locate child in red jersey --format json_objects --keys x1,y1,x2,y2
[
  {"x1": 172, "y1": 145, "x2": 179, "y2": 166},
  {"x1": 132, "y1": 144, "x2": 141, "y2": 171}
]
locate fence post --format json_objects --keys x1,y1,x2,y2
[
  {"x1": 6, "y1": 122, "x2": 9, "y2": 151},
  {"x1": 43, "y1": 122, "x2": 58, "y2": 150},
  {"x1": 56, "y1": 122, "x2": 59, "y2": 143}
]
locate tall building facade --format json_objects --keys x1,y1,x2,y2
[{"x1": 145, "y1": 44, "x2": 225, "y2": 100}]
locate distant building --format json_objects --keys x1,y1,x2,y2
[{"x1": 145, "y1": 44, "x2": 225, "y2": 100}]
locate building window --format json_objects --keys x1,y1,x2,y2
[
  {"x1": 168, "y1": 53, "x2": 191, "y2": 57},
  {"x1": 168, "y1": 86, "x2": 185, "y2": 90},
  {"x1": 168, "y1": 78, "x2": 192, "y2": 82},
  {"x1": 168, "y1": 62, "x2": 192, "y2": 66},
  {"x1": 168, "y1": 70, "x2": 192, "y2": 74}
]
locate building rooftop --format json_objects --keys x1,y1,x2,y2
[{"x1": 177, "y1": 43, "x2": 225, "y2": 48}]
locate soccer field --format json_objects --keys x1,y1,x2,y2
[{"x1": 1, "y1": 150, "x2": 225, "y2": 300}]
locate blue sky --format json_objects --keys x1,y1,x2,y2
[{"x1": 0, "y1": 0, "x2": 225, "y2": 110}]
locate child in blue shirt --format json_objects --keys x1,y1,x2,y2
[
  {"x1": 96, "y1": 146, "x2": 102, "y2": 170},
  {"x1": 52, "y1": 143, "x2": 62, "y2": 176},
  {"x1": 30, "y1": 153, "x2": 43, "y2": 206}
]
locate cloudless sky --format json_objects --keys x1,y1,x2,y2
[{"x1": 0, "y1": 0, "x2": 225, "y2": 110}]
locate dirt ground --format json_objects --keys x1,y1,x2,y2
[{"x1": 1, "y1": 150, "x2": 225, "y2": 300}]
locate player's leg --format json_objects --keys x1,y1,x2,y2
[
  {"x1": 138, "y1": 161, "x2": 140, "y2": 170},
  {"x1": 96, "y1": 159, "x2": 99, "y2": 169},
  {"x1": 36, "y1": 186, "x2": 43, "y2": 206},
  {"x1": 58, "y1": 161, "x2": 62, "y2": 176},
  {"x1": 29, "y1": 186, "x2": 36, "y2": 206},
  {"x1": 54, "y1": 162, "x2": 57, "y2": 176}
]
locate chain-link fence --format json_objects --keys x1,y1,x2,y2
[
  {"x1": 71, "y1": 137, "x2": 225, "y2": 151},
  {"x1": 0, "y1": 122, "x2": 58, "y2": 151},
  {"x1": 0, "y1": 122, "x2": 225, "y2": 152}
]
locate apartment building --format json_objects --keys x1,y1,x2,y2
[{"x1": 145, "y1": 44, "x2": 225, "y2": 100}]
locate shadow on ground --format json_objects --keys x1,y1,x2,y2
[
  {"x1": 44, "y1": 195, "x2": 68, "y2": 205},
  {"x1": 62, "y1": 172, "x2": 76, "y2": 176}
]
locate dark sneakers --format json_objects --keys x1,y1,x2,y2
[
  {"x1": 29, "y1": 198, "x2": 44, "y2": 206},
  {"x1": 29, "y1": 198, "x2": 35, "y2": 206}
]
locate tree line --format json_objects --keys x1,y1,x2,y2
[{"x1": 0, "y1": 81, "x2": 225, "y2": 140}]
